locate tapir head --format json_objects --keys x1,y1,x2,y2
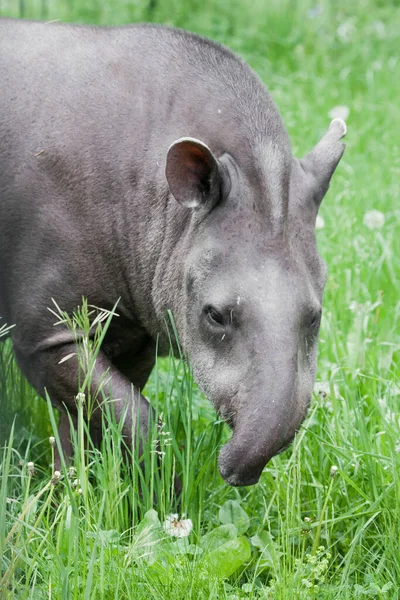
[{"x1": 165, "y1": 119, "x2": 346, "y2": 486}]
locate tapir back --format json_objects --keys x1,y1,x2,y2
[{"x1": 0, "y1": 19, "x2": 288, "y2": 335}]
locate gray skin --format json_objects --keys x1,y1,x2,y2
[{"x1": 0, "y1": 19, "x2": 346, "y2": 486}]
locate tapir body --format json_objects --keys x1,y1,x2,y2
[{"x1": 0, "y1": 19, "x2": 345, "y2": 485}]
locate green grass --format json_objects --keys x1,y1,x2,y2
[{"x1": 1, "y1": 0, "x2": 400, "y2": 598}]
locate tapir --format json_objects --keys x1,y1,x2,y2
[{"x1": 0, "y1": 19, "x2": 346, "y2": 486}]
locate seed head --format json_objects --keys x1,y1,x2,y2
[
  {"x1": 76, "y1": 392, "x2": 85, "y2": 406},
  {"x1": 330, "y1": 465, "x2": 339, "y2": 478},
  {"x1": 51, "y1": 470, "x2": 61, "y2": 485},
  {"x1": 363, "y1": 209, "x2": 385, "y2": 230},
  {"x1": 49, "y1": 436, "x2": 56, "y2": 447},
  {"x1": 163, "y1": 514, "x2": 193, "y2": 538},
  {"x1": 27, "y1": 461, "x2": 35, "y2": 477}
]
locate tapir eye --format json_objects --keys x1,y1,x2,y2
[
  {"x1": 205, "y1": 305, "x2": 225, "y2": 327},
  {"x1": 308, "y1": 310, "x2": 322, "y2": 330}
]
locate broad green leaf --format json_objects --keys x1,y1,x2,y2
[
  {"x1": 200, "y1": 524, "x2": 238, "y2": 552},
  {"x1": 141, "y1": 509, "x2": 161, "y2": 528},
  {"x1": 202, "y1": 536, "x2": 251, "y2": 579},
  {"x1": 87, "y1": 528, "x2": 120, "y2": 547},
  {"x1": 133, "y1": 509, "x2": 164, "y2": 565},
  {"x1": 251, "y1": 530, "x2": 282, "y2": 569},
  {"x1": 172, "y1": 537, "x2": 203, "y2": 555},
  {"x1": 219, "y1": 500, "x2": 250, "y2": 535}
]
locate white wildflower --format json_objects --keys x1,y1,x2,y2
[
  {"x1": 330, "y1": 465, "x2": 339, "y2": 478},
  {"x1": 328, "y1": 105, "x2": 350, "y2": 121},
  {"x1": 163, "y1": 514, "x2": 193, "y2": 538},
  {"x1": 337, "y1": 19, "x2": 356, "y2": 43},
  {"x1": 27, "y1": 461, "x2": 35, "y2": 477},
  {"x1": 363, "y1": 210, "x2": 385, "y2": 230},
  {"x1": 76, "y1": 392, "x2": 85, "y2": 405},
  {"x1": 51, "y1": 470, "x2": 61, "y2": 485},
  {"x1": 315, "y1": 215, "x2": 325, "y2": 230},
  {"x1": 49, "y1": 436, "x2": 56, "y2": 447}
]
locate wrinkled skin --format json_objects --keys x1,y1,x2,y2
[{"x1": 0, "y1": 19, "x2": 345, "y2": 486}]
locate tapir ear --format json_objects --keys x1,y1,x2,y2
[
  {"x1": 300, "y1": 118, "x2": 346, "y2": 204},
  {"x1": 166, "y1": 137, "x2": 224, "y2": 209}
]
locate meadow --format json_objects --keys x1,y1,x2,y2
[{"x1": 1, "y1": 0, "x2": 400, "y2": 598}]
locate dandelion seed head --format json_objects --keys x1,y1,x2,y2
[
  {"x1": 27, "y1": 461, "x2": 35, "y2": 476},
  {"x1": 163, "y1": 514, "x2": 193, "y2": 538},
  {"x1": 51, "y1": 470, "x2": 61, "y2": 485},
  {"x1": 49, "y1": 436, "x2": 56, "y2": 447},
  {"x1": 330, "y1": 465, "x2": 339, "y2": 478},
  {"x1": 337, "y1": 19, "x2": 356, "y2": 43},
  {"x1": 363, "y1": 210, "x2": 385, "y2": 230}
]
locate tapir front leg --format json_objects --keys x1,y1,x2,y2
[{"x1": 13, "y1": 341, "x2": 154, "y2": 465}]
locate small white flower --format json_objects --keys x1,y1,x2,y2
[
  {"x1": 363, "y1": 210, "x2": 385, "y2": 230},
  {"x1": 330, "y1": 465, "x2": 339, "y2": 478},
  {"x1": 51, "y1": 470, "x2": 61, "y2": 485},
  {"x1": 27, "y1": 461, "x2": 35, "y2": 477},
  {"x1": 315, "y1": 215, "x2": 325, "y2": 230},
  {"x1": 163, "y1": 514, "x2": 193, "y2": 538},
  {"x1": 76, "y1": 392, "x2": 85, "y2": 405},
  {"x1": 328, "y1": 105, "x2": 350, "y2": 121},
  {"x1": 49, "y1": 436, "x2": 56, "y2": 447},
  {"x1": 337, "y1": 19, "x2": 356, "y2": 43}
]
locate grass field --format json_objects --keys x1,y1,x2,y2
[{"x1": 1, "y1": 0, "x2": 400, "y2": 598}]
